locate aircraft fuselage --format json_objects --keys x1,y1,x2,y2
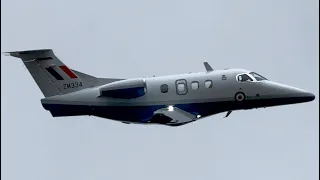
[{"x1": 41, "y1": 69, "x2": 315, "y2": 126}]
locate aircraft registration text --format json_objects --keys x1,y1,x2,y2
[{"x1": 63, "y1": 82, "x2": 83, "y2": 89}]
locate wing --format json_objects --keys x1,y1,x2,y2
[{"x1": 148, "y1": 107, "x2": 197, "y2": 126}]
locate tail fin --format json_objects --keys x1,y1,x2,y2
[{"x1": 4, "y1": 49, "x2": 103, "y2": 97}]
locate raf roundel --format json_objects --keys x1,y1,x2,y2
[{"x1": 235, "y1": 92, "x2": 245, "y2": 102}]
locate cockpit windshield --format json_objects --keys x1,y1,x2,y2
[
  {"x1": 237, "y1": 74, "x2": 254, "y2": 82},
  {"x1": 249, "y1": 72, "x2": 268, "y2": 81}
]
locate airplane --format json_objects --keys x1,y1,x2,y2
[{"x1": 4, "y1": 49, "x2": 315, "y2": 126}]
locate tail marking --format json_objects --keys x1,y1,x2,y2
[
  {"x1": 45, "y1": 66, "x2": 64, "y2": 80},
  {"x1": 59, "y1": 65, "x2": 78, "y2": 79},
  {"x1": 44, "y1": 65, "x2": 79, "y2": 81}
]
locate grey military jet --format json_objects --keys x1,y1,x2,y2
[{"x1": 4, "y1": 49, "x2": 315, "y2": 126}]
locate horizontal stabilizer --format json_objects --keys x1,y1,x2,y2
[{"x1": 4, "y1": 49, "x2": 53, "y2": 60}]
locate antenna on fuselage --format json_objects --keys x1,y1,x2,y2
[{"x1": 203, "y1": 62, "x2": 213, "y2": 72}]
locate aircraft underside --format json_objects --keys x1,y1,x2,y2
[{"x1": 42, "y1": 96, "x2": 313, "y2": 126}]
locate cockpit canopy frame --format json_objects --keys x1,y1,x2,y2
[{"x1": 236, "y1": 72, "x2": 268, "y2": 83}]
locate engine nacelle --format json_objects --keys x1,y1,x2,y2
[{"x1": 98, "y1": 78, "x2": 147, "y2": 99}]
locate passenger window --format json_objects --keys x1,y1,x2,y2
[
  {"x1": 191, "y1": 81, "x2": 199, "y2": 90},
  {"x1": 204, "y1": 80, "x2": 213, "y2": 88},
  {"x1": 176, "y1": 79, "x2": 188, "y2": 95},
  {"x1": 237, "y1": 74, "x2": 253, "y2": 82},
  {"x1": 177, "y1": 83, "x2": 185, "y2": 91},
  {"x1": 160, "y1": 84, "x2": 169, "y2": 93}
]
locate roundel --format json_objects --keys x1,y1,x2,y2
[{"x1": 235, "y1": 92, "x2": 245, "y2": 102}]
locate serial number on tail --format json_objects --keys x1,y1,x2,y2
[{"x1": 63, "y1": 82, "x2": 83, "y2": 89}]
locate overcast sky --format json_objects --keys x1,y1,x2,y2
[{"x1": 1, "y1": 0, "x2": 319, "y2": 179}]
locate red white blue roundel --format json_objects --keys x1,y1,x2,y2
[{"x1": 235, "y1": 92, "x2": 245, "y2": 102}]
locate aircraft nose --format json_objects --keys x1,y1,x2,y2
[
  {"x1": 301, "y1": 92, "x2": 315, "y2": 101},
  {"x1": 280, "y1": 84, "x2": 315, "y2": 102},
  {"x1": 261, "y1": 81, "x2": 315, "y2": 103},
  {"x1": 285, "y1": 86, "x2": 315, "y2": 102}
]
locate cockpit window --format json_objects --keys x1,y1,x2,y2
[
  {"x1": 237, "y1": 74, "x2": 253, "y2": 82},
  {"x1": 249, "y1": 72, "x2": 268, "y2": 81}
]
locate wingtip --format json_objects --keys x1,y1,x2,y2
[{"x1": 2, "y1": 52, "x2": 11, "y2": 56}]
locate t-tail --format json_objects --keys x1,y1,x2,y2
[{"x1": 4, "y1": 49, "x2": 122, "y2": 97}]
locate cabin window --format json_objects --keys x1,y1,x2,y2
[
  {"x1": 176, "y1": 79, "x2": 188, "y2": 95},
  {"x1": 177, "y1": 83, "x2": 185, "y2": 92},
  {"x1": 160, "y1": 84, "x2": 169, "y2": 93},
  {"x1": 191, "y1": 81, "x2": 199, "y2": 90},
  {"x1": 204, "y1": 80, "x2": 213, "y2": 88}
]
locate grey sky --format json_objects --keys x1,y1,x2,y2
[{"x1": 1, "y1": 0, "x2": 319, "y2": 179}]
